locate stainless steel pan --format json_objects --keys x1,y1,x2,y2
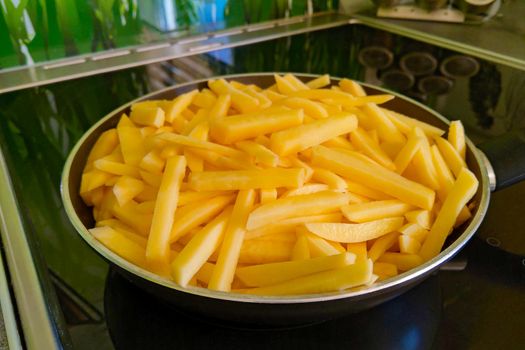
[{"x1": 61, "y1": 73, "x2": 523, "y2": 327}]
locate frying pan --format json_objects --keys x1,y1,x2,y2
[{"x1": 61, "y1": 73, "x2": 524, "y2": 327}]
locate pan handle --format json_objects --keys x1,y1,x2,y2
[{"x1": 477, "y1": 127, "x2": 525, "y2": 191}]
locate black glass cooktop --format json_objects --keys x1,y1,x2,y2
[{"x1": 0, "y1": 24, "x2": 524, "y2": 349}]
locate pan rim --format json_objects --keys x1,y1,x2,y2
[{"x1": 61, "y1": 72, "x2": 490, "y2": 304}]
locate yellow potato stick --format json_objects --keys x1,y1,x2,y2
[
  {"x1": 238, "y1": 240, "x2": 294, "y2": 264},
  {"x1": 193, "y1": 89, "x2": 217, "y2": 109},
  {"x1": 410, "y1": 128, "x2": 440, "y2": 190},
  {"x1": 241, "y1": 258, "x2": 372, "y2": 296},
  {"x1": 311, "y1": 168, "x2": 348, "y2": 190},
  {"x1": 404, "y1": 210, "x2": 433, "y2": 230},
  {"x1": 255, "y1": 232, "x2": 296, "y2": 243},
  {"x1": 183, "y1": 122, "x2": 209, "y2": 172},
  {"x1": 419, "y1": 168, "x2": 478, "y2": 261},
  {"x1": 182, "y1": 109, "x2": 209, "y2": 135},
  {"x1": 377, "y1": 253, "x2": 423, "y2": 271},
  {"x1": 158, "y1": 90, "x2": 198, "y2": 123},
  {"x1": 208, "y1": 94, "x2": 231, "y2": 122},
  {"x1": 394, "y1": 134, "x2": 423, "y2": 174},
  {"x1": 171, "y1": 206, "x2": 232, "y2": 287},
  {"x1": 263, "y1": 89, "x2": 286, "y2": 102},
  {"x1": 350, "y1": 127, "x2": 395, "y2": 170},
  {"x1": 324, "y1": 95, "x2": 394, "y2": 108},
  {"x1": 85, "y1": 129, "x2": 119, "y2": 167},
  {"x1": 131, "y1": 100, "x2": 159, "y2": 111},
  {"x1": 288, "y1": 88, "x2": 355, "y2": 101},
  {"x1": 111, "y1": 202, "x2": 152, "y2": 236},
  {"x1": 301, "y1": 230, "x2": 342, "y2": 257},
  {"x1": 342, "y1": 200, "x2": 414, "y2": 223},
  {"x1": 117, "y1": 113, "x2": 135, "y2": 128},
  {"x1": 184, "y1": 150, "x2": 204, "y2": 172},
  {"x1": 259, "y1": 188, "x2": 277, "y2": 204},
  {"x1": 322, "y1": 135, "x2": 355, "y2": 150},
  {"x1": 291, "y1": 233, "x2": 311, "y2": 260},
  {"x1": 399, "y1": 235, "x2": 421, "y2": 254},
  {"x1": 430, "y1": 144, "x2": 455, "y2": 201},
  {"x1": 448, "y1": 120, "x2": 466, "y2": 160},
  {"x1": 170, "y1": 194, "x2": 235, "y2": 243},
  {"x1": 345, "y1": 180, "x2": 391, "y2": 200},
  {"x1": 306, "y1": 74, "x2": 331, "y2": 89},
  {"x1": 94, "y1": 158, "x2": 141, "y2": 178},
  {"x1": 235, "y1": 140, "x2": 279, "y2": 167},
  {"x1": 112, "y1": 176, "x2": 145, "y2": 207},
  {"x1": 135, "y1": 200, "x2": 156, "y2": 214},
  {"x1": 117, "y1": 125, "x2": 146, "y2": 166},
  {"x1": 339, "y1": 78, "x2": 366, "y2": 97},
  {"x1": 312, "y1": 146, "x2": 435, "y2": 210},
  {"x1": 281, "y1": 97, "x2": 328, "y2": 119},
  {"x1": 177, "y1": 191, "x2": 229, "y2": 207},
  {"x1": 281, "y1": 183, "x2": 330, "y2": 197},
  {"x1": 368, "y1": 232, "x2": 400, "y2": 262},
  {"x1": 244, "y1": 213, "x2": 343, "y2": 240},
  {"x1": 236, "y1": 252, "x2": 355, "y2": 288},
  {"x1": 244, "y1": 87, "x2": 272, "y2": 109},
  {"x1": 455, "y1": 206, "x2": 472, "y2": 228},
  {"x1": 145, "y1": 156, "x2": 186, "y2": 264},
  {"x1": 194, "y1": 261, "x2": 216, "y2": 285},
  {"x1": 346, "y1": 242, "x2": 367, "y2": 261},
  {"x1": 208, "y1": 79, "x2": 259, "y2": 113},
  {"x1": 188, "y1": 168, "x2": 305, "y2": 191},
  {"x1": 368, "y1": 129, "x2": 379, "y2": 144},
  {"x1": 287, "y1": 157, "x2": 314, "y2": 182},
  {"x1": 386, "y1": 109, "x2": 445, "y2": 138},
  {"x1": 91, "y1": 226, "x2": 148, "y2": 268},
  {"x1": 361, "y1": 103, "x2": 405, "y2": 144},
  {"x1": 208, "y1": 189, "x2": 256, "y2": 292},
  {"x1": 373, "y1": 262, "x2": 398, "y2": 278},
  {"x1": 96, "y1": 220, "x2": 147, "y2": 245},
  {"x1": 210, "y1": 108, "x2": 304, "y2": 144},
  {"x1": 135, "y1": 184, "x2": 159, "y2": 202},
  {"x1": 130, "y1": 106, "x2": 165, "y2": 128},
  {"x1": 80, "y1": 170, "x2": 113, "y2": 193},
  {"x1": 434, "y1": 136, "x2": 466, "y2": 178},
  {"x1": 270, "y1": 113, "x2": 358, "y2": 156},
  {"x1": 140, "y1": 151, "x2": 165, "y2": 174},
  {"x1": 398, "y1": 223, "x2": 428, "y2": 243},
  {"x1": 157, "y1": 132, "x2": 246, "y2": 158},
  {"x1": 247, "y1": 191, "x2": 350, "y2": 230},
  {"x1": 274, "y1": 74, "x2": 298, "y2": 94},
  {"x1": 283, "y1": 73, "x2": 310, "y2": 90},
  {"x1": 305, "y1": 217, "x2": 404, "y2": 243}
]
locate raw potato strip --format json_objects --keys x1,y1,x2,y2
[
  {"x1": 361, "y1": 103, "x2": 405, "y2": 144},
  {"x1": 91, "y1": 227, "x2": 148, "y2": 268},
  {"x1": 280, "y1": 97, "x2": 329, "y2": 119},
  {"x1": 386, "y1": 109, "x2": 445, "y2": 138},
  {"x1": 259, "y1": 188, "x2": 277, "y2": 204},
  {"x1": 157, "y1": 133, "x2": 246, "y2": 158},
  {"x1": 235, "y1": 140, "x2": 279, "y2": 167},
  {"x1": 208, "y1": 94, "x2": 231, "y2": 122},
  {"x1": 305, "y1": 217, "x2": 404, "y2": 243},
  {"x1": 377, "y1": 253, "x2": 423, "y2": 271},
  {"x1": 346, "y1": 242, "x2": 367, "y2": 261},
  {"x1": 208, "y1": 190, "x2": 255, "y2": 291},
  {"x1": 158, "y1": 90, "x2": 198, "y2": 123},
  {"x1": 170, "y1": 194, "x2": 235, "y2": 243},
  {"x1": 448, "y1": 120, "x2": 466, "y2": 160},
  {"x1": 431, "y1": 144, "x2": 455, "y2": 201},
  {"x1": 339, "y1": 78, "x2": 366, "y2": 97},
  {"x1": 246, "y1": 191, "x2": 350, "y2": 230},
  {"x1": 85, "y1": 129, "x2": 119, "y2": 168},
  {"x1": 208, "y1": 79, "x2": 259, "y2": 113},
  {"x1": 311, "y1": 168, "x2": 347, "y2": 190},
  {"x1": 146, "y1": 156, "x2": 186, "y2": 264},
  {"x1": 283, "y1": 73, "x2": 309, "y2": 90},
  {"x1": 130, "y1": 106, "x2": 165, "y2": 128},
  {"x1": 368, "y1": 232, "x2": 399, "y2": 262},
  {"x1": 291, "y1": 233, "x2": 310, "y2": 260},
  {"x1": 350, "y1": 127, "x2": 395, "y2": 170},
  {"x1": 236, "y1": 252, "x2": 355, "y2": 287},
  {"x1": 306, "y1": 74, "x2": 331, "y2": 89},
  {"x1": 188, "y1": 168, "x2": 305, "y2": 191},
  {"x1": 312, "y1": 146, "x2": 435, "y2": 210},
  {"x1": 117, "y1": 117, "x2": 146, "y2": 166},
  {"x1": 274, "y1": 74, "x2": 298, "y2": 94},
  {"x1": 210, "y1": 108, "x2": 304, "y2": 144},
  {"x1": 419, "y1": 168, "x2": 479, "y2": 261},
  {"x1": 342, "y1": 200, "x2": 414, "y2": 223},
  {"x1": 394, "y1": 134, "x2": 423, "y2": 174},
  {"x1": 171, "y1": 207, "x2": 232, "y2": 287},
  {"x1": 270, "y1": 113, "x2": 358, "y2": 156},
  {"x1": 434, "y1": 136, "x2": 466, "y2": 177},
  {"x1": 410, "y1": 128, "x2": 440, "y2": 190},
  {"x1": 238, "y1": 240, "x2": 294, "y2": 264},
  {"x1": 304, "y1": 231, "x2": 342, "y2": 257},
  {"x1": 178, "y1": 191, "x2": 229, "y2": 206},
  {"x1": 245, "y1": 213, "x2": 343, "y2": 240},
  {"x1": 240, "y1": 258, "x2": 373, "y2": 296}
]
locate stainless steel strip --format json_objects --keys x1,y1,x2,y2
[
  {"x1": 0, "y1": 13, "x2": 351, "y2": 95},
  {"x1": 0, "y1": 148, "x2": 59, "y2": 350},
  {"x1": 0, "y1": 241, "x2": 22, "y2": 350}
]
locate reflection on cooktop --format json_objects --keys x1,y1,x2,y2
[{"x1": 105, "y1": 270, "x2": 441, "y2": 350}]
